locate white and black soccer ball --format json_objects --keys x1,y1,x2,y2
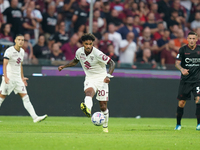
[{"x1": 91, "y1": 112, "x2": 105, "y2": 126}]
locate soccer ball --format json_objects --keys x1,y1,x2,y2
[{"x1": 91, "y1": 112, "x2": 105, "y2": 126}]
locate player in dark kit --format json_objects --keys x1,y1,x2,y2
[{"x1": 175, "y1": 31, "x2": 200, "y2": 130}]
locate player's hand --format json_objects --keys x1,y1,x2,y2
[
  {"x1": 4, "y1": 77, "x2": 9, "y2": 84},
  {"x1": 181, "y1": 68, "x2": 189, "y2": 76},
  {"x1": 104, "y1": 77, "x2": 110, "y2": 83},
  {"x1": 22, "y1": 77, "x2": 29, "y2": 86},
  {"x1": 58, "y1": 65, "x2": 64, "y2": 71}
]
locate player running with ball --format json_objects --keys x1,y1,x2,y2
[
  {"x1": 0, "y1": 34, "x2": 47, "y2": 123},
  {"x1": 58, "y1": 33, "x2": 115, "y2": 132}
]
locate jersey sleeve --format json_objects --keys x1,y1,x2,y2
[
  {"x1": 176, "y1": 47, "x2": 183, "y2": 61},
  {"x1": 95, "y1": 49, "x2": 111, "y2": 65},
  {"x1": 3, "y1": 49, "x2": 11, "y2": 59}
]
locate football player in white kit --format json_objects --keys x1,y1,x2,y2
[
  {"x1": 0, "y1": 34, "x2": 47, "y2": 123},
  {"x1": 58, "y1": 33, "x2": 115, "y2": 132}
]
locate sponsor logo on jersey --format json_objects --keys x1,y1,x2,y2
[
  {"x1": 185, "y1": 53, "x2": 190, "y2": 55},
  {"x1": 80, "y1": 56, "x2": 86, "y2": 60}
]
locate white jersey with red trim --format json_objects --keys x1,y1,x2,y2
[
  {"x1": 3, "y1": 46, "x2": 24, "y2": 79},
  {"x1": 75, "y1": 47, "x2": 111, "y2": 80}
]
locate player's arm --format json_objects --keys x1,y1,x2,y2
[
  {"x1": 104, "y1": 59, "x2": 115, "y2": 83},
  {"x1": 175, "y1": 60, "x2": 189, "y2": 76},
  {"x1": 21, "y1": 62, "x2": 28, "y2": 86},
  {"x1": 58, "y1": 58, "x2": 79, "y2": 71},
  {"x1": 3, "y1": 58, "x2": 9, "y2": 84}
]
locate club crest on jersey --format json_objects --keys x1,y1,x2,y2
[
  {"x1": 197, "y1": 51, "x2": 200, "y2": 55},
  {"x1": 102, "y1": 55, "x2": 108, "y2": 61},
  {"x1": 90, "y1": 56, "x2": 94, "y2": 61}
]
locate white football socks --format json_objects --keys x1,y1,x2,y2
[
  {"x1": 22, "y1": 95, "x2": 37, "y2": 119},
  {"x1": 84, "y1": 96, "x2": 93, "y2": 111},
  {"x1": 0, "y1": 97, "x2": 5, "y2": 107},
  {"x1": 101, "y1": 109, "x2": 109, "y2": 128}
]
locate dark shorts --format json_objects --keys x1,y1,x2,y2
[{"x1": 177, "y1": 81, "x2": 200, "y2": 100}]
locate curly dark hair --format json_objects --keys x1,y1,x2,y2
[{"x1": 81, "y1": 33, "x2": 96, "y2": 42}]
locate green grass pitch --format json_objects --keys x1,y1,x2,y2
[{"x1": 0, "y1": 116, "x2": 199, "y2": 150}]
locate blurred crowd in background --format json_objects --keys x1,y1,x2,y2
[{"x1": 0, "y1": 0, "x2": 199, "y2": 69}]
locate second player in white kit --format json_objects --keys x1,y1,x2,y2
[{"x1": 0, "y1": 34, "x2": 47, "y2": 123}]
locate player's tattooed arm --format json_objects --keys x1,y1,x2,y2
[
  {"x1": 175, "y1": 60, "x2": 189, "y2": 76},
  {"x1": 58, "y1": 58, "x2": 79, "y2": 71},
  {"x1": 107, "y1": 59, "x2": 115, "y2": 75}
]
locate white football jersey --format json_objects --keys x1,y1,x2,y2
[
  {"x1": 75, "y1": 47, "x2": 111, "y2": 80},
  {"x1": 3, "y1": 46, "x2": 24, "y2": 79}
]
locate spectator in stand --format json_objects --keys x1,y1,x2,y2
[
  {"x1": 143, "y1": 12, "x2": 158, "y2": 35},
  {"x1": 173, "y1": 29, "x2": 188, "y2": 51},
  {"x1": 167, "y1": 9, "x2": 182, "y2": 29},
  {"x1": 169, "y1": 24, "x2": 179, "y2": 39},
  {"x1": 191, "y1": 12, "x2": 200, "y2": 31},
  {"x1": 22, "y1": 7, "x2": 37, "y2": 46},
  {"x1": 3, "y1": 0, "x2": 24, "y2": 37},
  {"x1": 153, "y1": 21, "x2": 165, "y2": 40},
  {"x1": 48, "y1": 21, "x2": 70, "y2": 49},
  {"x1": 0, "y1": 0, "x2": 10, "y2": 13},
  {"x1": 27, "y1": 0, "x2": 43, "y2": 44},
  {"x1": 170, "y1": 0, "x2": 186, "y2": 26},
  {"x1": 138, "y1": 1, "x2": 149, "y2": 25},
  {"x1": 101, "y1": 1, "x2": 112, "y2": 28},
  {"x1": 110, "y1": 0, "x2": 126, "y2": 23},
  {"x1": 157, "y1": 0, "x2": 171, "y2": 22},
  {"x1": 92, "y1": 9, "x2": 106, "y2": 34},
  {"x1": 136, "y1": 48, "x2": 157, "y2": 68},
  {"x1": 41, "y1": 3, "x2": 57, "y2": 43},
  {"x1": 156, "y1": 29, "x2": 170, "y2": 63},
  {"x1": 106, "y1": 44, "x2": 119, "y2": 62},
  {"x1": 35, "y1": 0, "x2": 46, "y2": 13},
  {"x1": 138, "y1": 27, "x2": 158, "y2": 52},
  {"x1": 71, "y1": 0, "x2": 88, "y2": 33},
  {"x1": 119, "y1": 31, "x2": 137, "y2": 64},
  {"x1": 0, "y1": 23, "x2": 13, "y2": 42},
  {"x1": 108, "y1": 23, "x2": 122, "y2": 56},
  {"x1": 108, "y1": 9, "x2": 124, "y2": 30},
  {"x1": 60, "y1": 33, "x2": 79, "y2": 61},
  {"x1": 117, "y1": 16, "x2": 139, "y2": 42},
  {"x1": 188, "y1": 1, "x2": 200, "y2": 28},
  {"x1": 196, "y1": 27, "x2": 200, "y2": 45},
  {"x1": 22, "y1": 39, "x2": 35, "y2": 64},
  {"x1": 33, "y1": 34, "x2": 51, "y2": 59},
  {"x1": 150, "y1": 2, "x2": 163, "y2": 23},
  {"x1": 160, "y1": 40, "x2": 177, "y2": 69},
  {"x1": 99, "y1": 32, "x2": 113, "y2": 54},
  {"x1": 63, "y1": 0, "x2": 78, "y2": 32},
  {"x1": 49, "y1": 43, "x2": 66, "y2": 63},
  {"x1": 133, "y1": 15, "x2": 143, "y2": 36},
  {"x1": 86, "y1": 21, "x2": 102, "y2": 40},
  {"x1": 124, "y1": 2, "x2": 140, "y2": 17}
]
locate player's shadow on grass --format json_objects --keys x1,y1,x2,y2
[{"x1": 128, "y1": 128, "x2": 170, "y2": 131}]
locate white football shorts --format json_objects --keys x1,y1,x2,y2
[
  {"x1": 0, "y1": 76, "x2": 27, "y2": 95},
  {"x1": 84, "y1": 79, "x2": 109, "y2": 101}
]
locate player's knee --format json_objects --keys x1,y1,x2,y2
[
  {"x1": 100, "y1": 102, "x2": 107, "y2": 111},
  {"x1": 179, "y1": 100, "x2": 186, "y2": 107},
  {"x1": 195, "y1": 97, "x2": 200, "y2": 104},
  {"x1": 22, "y1": 95, "x2": 30, "y2": 102}
]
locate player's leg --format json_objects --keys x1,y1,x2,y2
[
  {"x1": 175, "y1": 100, "x2": 186, "y2": 130},
  {"x1": 81, "y1": 80, "x2": 96, "y2": 117},
  {"x1": 19, "y1": 93, "x2": 47, "y2": 123},
  {"x1": 0, "y1": 94, "x2": 6, "y2": 107},
  {"x1": 80, "y1": 87, "x2": 95, "y2": 117},
  {"x1": 99, "y1": 101, "x2": 109, "y2": 132},
  {"x1": 175, "y1": 81, "x2": 190, "y2": 130},
  {"x1": 195, "y1": 96, "x2": 200, "y2": 130},
  {"x1": 96, "y1": 82, "x2": 109, "y2": 132}
]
